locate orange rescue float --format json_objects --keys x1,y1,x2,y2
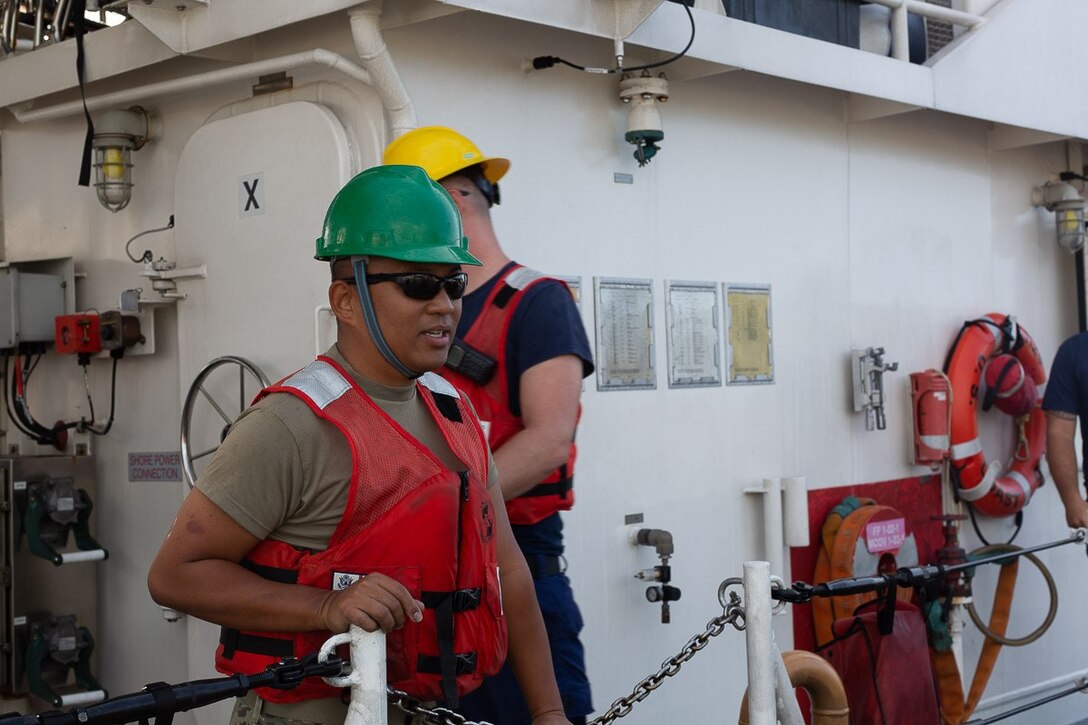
[{"x1": 944, "y1": 313, "x2": 1046, "y2": 518}]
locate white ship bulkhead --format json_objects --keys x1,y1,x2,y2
[{"x1": 2, "y1": 1, "x2": 1088, "y2": 722}]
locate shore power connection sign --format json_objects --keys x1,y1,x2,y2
[{"x1": 128, "y1": 451, "x2": 183, "y2": 482}]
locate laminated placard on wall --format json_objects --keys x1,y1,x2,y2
[
  {"x1": 594, "y1": 277, "x2": 656, "y2": 390},
  {"x1": 725, "y1": 283, "x2": 774, "y2": 385},
  {"x1": 665, "y1": 280, "x2": 721, "y2": 388}
]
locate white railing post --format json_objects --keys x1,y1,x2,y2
[
  {"x1": 743, "y1": 561, "x2": 776, "y2": 725},
  {"x1": 320, "y1": 625, "x2": 388, "y2": 725},
  {"x1": 742, "y1": 560, "x2": 804, "y2": 725},
  {"x1": 890, "y1": 0, "x2": 910, "y2": 61}
]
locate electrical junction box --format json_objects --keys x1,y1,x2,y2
[
  {"x1": 0, "y1": 268, "x2": 66, "y2": 351},
  {"x1": 54, "y1": 314, "x2": 103, "y2": 356}
]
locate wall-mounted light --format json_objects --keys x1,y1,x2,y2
[
  {"x1": 1032, "y1": 179, "x2": 1086, "y2": 253},
  {"x1": 619, "y1": 71, "x2": 669, "y2": 167},
  {"x1": 92, "y1": 107, "x2": 150, "y2": 213}
]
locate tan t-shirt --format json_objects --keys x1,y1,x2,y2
[
  {"x1": 198, "y1": 346, "x2": 497, "y2": 724},
  {"x1": 199, "y1": 345, "x2": 497, "y2": 550}
]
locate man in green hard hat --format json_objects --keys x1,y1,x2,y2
[{"x1": 149, "y1": 165, "x2": 571, "y2": 725}]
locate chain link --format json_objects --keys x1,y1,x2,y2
[
  {"x1": 383, "y1": 586, "x2": 747, "y2": 725},
  {"x1": 388, "y1": 688, "x2": 496, "y2": 725},
  {"x1": 586, "y1": 592, "x2": 745, "y2": 725}
]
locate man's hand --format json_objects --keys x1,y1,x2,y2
[
  {"x1": 530, "y1": 714, "x2": 573, "y2": 725},
  {"x1": 1062, "y1": 498, "x2": 1088, "y2": 529},
  {"x1": 320, "y1": 573, "x2": 424, "y2": 634}
]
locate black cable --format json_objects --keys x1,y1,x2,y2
[
  {"x1": 3, "y1": 355, "x2": 43, "y2": 440},
  {"x1": 125, "y1": 215, "x2": 175, "y2": 264},
  {"x1": 16, "y1": 351, "x2": 59, "y2": 443},
  {"x1": 80, "y1": 355, "x2": 119, "y2": 436},
  {"x1": 966, "y1": 503, "x2": 1022, "y2": 547},
  {"x1": 83, "y1": 365, "x2": 97, "y2": 429},
  {"x1": 532, "y1": 1, "x2": 695, "y2": 75},
  {"x1": 9, "y1": 354, "x2": 57, "y2": 445},
  {"x1": 625, "y1": 2, "x2": 695, "y2": 72}
]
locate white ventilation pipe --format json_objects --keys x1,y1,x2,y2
[
  {"x1": 349, "y1": 2, "x2": 416, "y2": 139},
  {"x1": 11, "y1": 4, "x2": 416, "y2": 150},
  {"x1": 745, "y1": 475, "x2": 809, "y2": 582},
  {"x1": 9, "y1": 49, "x2": 373, "y2": 124},
  {"x1": 782, "y1": 476, "x2": 810, "y2": 548}
]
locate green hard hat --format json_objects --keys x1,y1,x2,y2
[{"x1": 315, "y1": 165, "x2": 481, "y2": 265}]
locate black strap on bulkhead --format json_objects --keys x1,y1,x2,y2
[{"x1": 72, "y1": 0, "x2": 95, "y2": 187}]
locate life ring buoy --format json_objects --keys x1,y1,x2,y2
[{"x1": 945, "y1": 313, "x2": 1046, "y2": 517}]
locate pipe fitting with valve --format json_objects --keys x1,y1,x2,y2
[{"x1": 630, "y1": 527, "x2": 681, "y2": 623}]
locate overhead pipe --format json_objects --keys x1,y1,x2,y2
[
  {"x1": 9, "y1": 49, "x2": 374, "y2": 124},
  {"x1": 11, "y1": 3, "x2": 416, "y2": 155},
  {"x1": 349, "y1": 1, "x2": 416, "y2": 139}
]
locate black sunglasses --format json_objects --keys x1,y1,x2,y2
[{"x1": 348, "y1": 271, "x2": 470, "y2": 301}]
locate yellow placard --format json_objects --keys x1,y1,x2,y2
[{"x1": 727, "y1": 288, "x2": 773, "y2": 382}]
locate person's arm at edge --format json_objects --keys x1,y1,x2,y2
[
  {"x1": 489, "y1": 484, "x2": 570, "y2": 724},
  {"x1": 147, "y1": 489, "x2": 423, "y2": 633},
  {"x1": 1046, "y1": 411, "x2": 1088, "y2": 528},
  {"x1": 493, "y1": 354, "x2": 584, "y2": 501}
]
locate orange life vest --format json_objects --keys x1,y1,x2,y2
[
  {"x1": 945, "y1": 314, "x2": 1046, "y2": 517},
  {"x1": 442, "y1": 265, "x2": 577, "y2": 525},
  {"x1": 214, "y1": 357, "x2": 507, "y2": 706}
]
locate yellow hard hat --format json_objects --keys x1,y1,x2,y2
[{"x1": 383, "y1": 126, "x2": 510, "y2": 184}]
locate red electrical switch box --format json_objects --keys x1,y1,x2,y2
[{"x1": 55, "y1": 314, "x2": 103, "y2": 355}]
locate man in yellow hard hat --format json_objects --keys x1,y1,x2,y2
[
  {"x1": 149, "y1": 166, "x2": 572, "y2": 725},
  {"x1": 385, "y1": 128, "x2": 594, "y2": 724}
]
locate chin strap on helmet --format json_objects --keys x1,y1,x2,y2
[{"x1": 352, "y1": 256, "x2": 422, "y2": 380}]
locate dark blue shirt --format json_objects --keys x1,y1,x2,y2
[
  {"x1": 1042, "y1": 332, "x2": 1088, "y2": 463},
  {"x1": 458, "y1": 262, "x2": 594, "y2": 556}
]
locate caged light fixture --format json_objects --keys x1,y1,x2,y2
[
  {"x1": 92, "y1": 107, "x2": 150, "y2": 213},
  {"x1": 1032, "y1": 178, "x2": 1086, "y2": 253}
]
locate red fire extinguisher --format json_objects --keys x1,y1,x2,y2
[{"x1": 910, "y1": 370, "x2": 951, "y2": 468}]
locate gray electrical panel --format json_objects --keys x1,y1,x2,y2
[
  {"x1": 0, "y1": 457, "x2": 106, "y2": 709},
  {"x1": 0, "y1": 268, "x2": 65, "y2": 350}
]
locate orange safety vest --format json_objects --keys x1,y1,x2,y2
[
  {"x1": 214, "y1": 357, "x2": 507, "y2": 706},
  {"x1": 442, "y1": 265, "x2": 577, "y2": 525}
]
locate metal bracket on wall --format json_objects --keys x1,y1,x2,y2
[{"x1": 852, "y1": 347, "x2": 899, "y2": 431}]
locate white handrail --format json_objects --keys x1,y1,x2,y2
[
  {"x1": 865, "y1": 0, "x2": 988, "y2": 61},
  {"x1": 320, "y1": 625, "x2": 388, "y2": 725},
  {"x1": 743, "y1": 560, "x2": 804, "y2": 725}
]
